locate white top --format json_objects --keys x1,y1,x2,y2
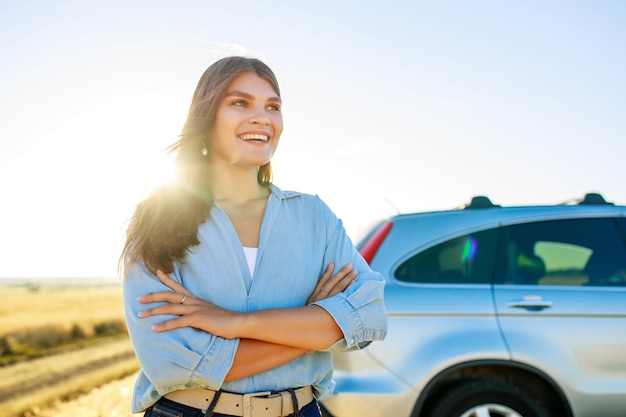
[{"x1": 242, "y1": 246, "x2": 258, "y2": 276}]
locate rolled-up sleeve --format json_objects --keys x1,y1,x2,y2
[
  {"x1": 123, "y1": 262, "x2": 239, "y2": 393},
  {"x1": 312, "y1": 201, "x2": 388, "y2": 351}
]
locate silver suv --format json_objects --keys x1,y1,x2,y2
[{"x1": 321, "y1": 193, "x2": 626, "y2": 417}]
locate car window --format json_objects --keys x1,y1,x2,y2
[
  {"x1": 497, "y1": 218, "x2": 626, "y2": 286},
  {"x1": 394, "y1": 228, "x2": 498, "y2": 284}
]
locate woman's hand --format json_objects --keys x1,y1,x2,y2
[
  {"x1": 139, "y1": 265, "x2": 355, "y2": 338},
  {"x1": 137, "y1": 270, "x2": 243, "y2": 338},
  {"x1": 307, "y1": 263, "x2": 357, "y2": 304}
]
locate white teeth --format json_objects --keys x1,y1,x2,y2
[{"x1": 239, "y1": 134, "x2": 269, "y2": 141}]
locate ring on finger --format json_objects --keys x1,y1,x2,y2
[
  {"x1": 321, "y1": 287, "x2": 330, "y2": 293},
  {"x1": 179, "y1": 294, "x2": 188, "y2": 304}
]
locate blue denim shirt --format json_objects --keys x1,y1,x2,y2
[{"x1": 123, "y1": 185, "x2": 387, "y2": 412}]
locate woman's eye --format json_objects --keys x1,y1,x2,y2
[
  {"x1": 232, "y1": 100, "x2": 247, "y2": 107},
  {"x1": 267, "y1": 104, "x2": 281, "y2": 111}
]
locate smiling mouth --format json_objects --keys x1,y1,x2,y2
[{"x1": 239, "y1": 134, "x2": 269, "y2": 142}]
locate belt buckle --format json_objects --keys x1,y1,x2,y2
[{"x1": 243, "y1": 391, "x2": 272, "y2": 417}]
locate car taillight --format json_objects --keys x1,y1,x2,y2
[{"x1": 359, "y1": 221, "x2": 393, "y2": 264}]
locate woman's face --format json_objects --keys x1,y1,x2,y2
[{"x1": 209, "y1": 72, "x2": 283, "y2": 169}]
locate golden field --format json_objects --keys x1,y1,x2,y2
[
  {"x1": 0, "y1": 281, "x2": 140, "y2": 417},
  {"x1": 0, "y1": 284, "x2": 126, "y2": 343}
]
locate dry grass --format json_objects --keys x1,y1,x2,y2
[
  {"x1": 0, "y1": 285, "x2": 127, "y2": 363},
  {"x1": 25, "y1": 374, "x2": 143, "y2": 417},
  {"x1": 1, "y1": 348, "x2": 139, "y2": 417},
  {"x1": 0, "y1": 283, "x2": 139, "y2": 417},
  {"x1": 0, "y1": 338, "x2": 134, "y2": 392},
  {"x1": 0, "y1": 286, "x2": 125, "y2": 337}
]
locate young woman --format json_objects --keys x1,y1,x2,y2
[{"x1": 121, "y1": 56, "x2": 387, "y2": 417}]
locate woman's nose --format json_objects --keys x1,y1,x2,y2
[{"x1": 249, "y1": 109, "x2": 271, "y2": 125}]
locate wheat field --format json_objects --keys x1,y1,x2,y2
[
  {"x1": 0, "y1": 284, "x2": 125, "y2": 337},
  {"x1": 0, "y1": 282, "x2": 139, "y2": 417},
  {"x1": 25, "y1": 374, "x2": 142, "y2": 417}
]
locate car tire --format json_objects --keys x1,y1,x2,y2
[{"x1": 424, "y1": 378, "x2": 550, "y2": 417}]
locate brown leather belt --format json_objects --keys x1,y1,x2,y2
[{"x1": 164, "y1": 386, "x2": 314, "y2": 417}]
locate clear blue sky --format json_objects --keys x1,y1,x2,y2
[{"x1": 1, "y1": 0, "x2": 625, "y2": 278}]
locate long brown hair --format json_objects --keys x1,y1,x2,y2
[{"x1": 120, "y1": 57, "x2": 281, "y2": 276}]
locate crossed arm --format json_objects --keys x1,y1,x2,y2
[{"x1": 136, "y1": 264, "x2": 357, "y2": 381}]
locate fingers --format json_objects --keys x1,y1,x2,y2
[
  {"x1": 307, "y1": 263, "x2": 358, "y2": 304},
  {"x1": 138, "y1": 290, "x2": 192, "y2": 305},
  {"x1": 149, "y1": 313, "x2": 193, "y2": 332},
  {"x1": 138, "y1": 271, "x2": 201, "y2": 331},
  {"x1": 137, "y1": 298, "x2": 239, "y2": 337},
  {"x1": 137, "y1": 294, "x2": 198, "y2": 331},
  {"x1": 150, "y1": 317, "x2": 187, "y2": 332},
  {"x1": 156, "y1": 270, "x2": 191, "y2": 295},
  {"x1": 139, "y1": 269, "x2": 193, "y2": 305},
  {"x1": 137, "y1": 302, "x2": 184, "y2": 319},
  {"x1": 319, "y1": 263, "x2": 335, "y2": 282},
  {"x1": 323, "y1": 264, "x2": 357, "y2": 296}
]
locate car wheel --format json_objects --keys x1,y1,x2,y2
[{"x1": 424, "y1": 379, "x2": 550, "y2": 417}]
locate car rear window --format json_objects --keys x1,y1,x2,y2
[{"x1": 394, "y1": 228, "x2": 499, "y2": 284}]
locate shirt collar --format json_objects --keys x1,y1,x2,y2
[{"x1": 268, "y1": 184, "x2": 302, "y2": 200}]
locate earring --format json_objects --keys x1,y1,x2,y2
[{"x1": 201, "y1": 146, "x2": 208, "y2": 156}]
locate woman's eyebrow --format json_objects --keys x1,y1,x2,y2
[{"x1": 224, "y1": 90, "x2": 281, "y2": 103}]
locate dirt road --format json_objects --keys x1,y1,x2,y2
[
  {"x1": 2, "y1": 338, "x2": 139, "y2": 417},
  {"x1": 25, "y1": 374, "x2": 142, "y2": 417}
]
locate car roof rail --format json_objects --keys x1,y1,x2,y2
[
  {"x1": 463, "y1": 195, "x2": 500, "y2": 209},
  {"x1": 577, "y1": 192, "x2": 614, "y2": 206}
]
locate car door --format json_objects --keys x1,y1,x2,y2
[
  {"x1": 368, "y1": 226, "x2": 507, "y2": 382},
  {"x1": 492, "y1": 217, "x2": 626, "y2": 417}
]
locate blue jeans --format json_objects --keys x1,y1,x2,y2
[{"x1": 144, "y1": 396, "x2": 322, "y2": 417}]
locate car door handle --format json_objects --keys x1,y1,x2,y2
[{"x1": 506, "y1": 295, "x2": 553, "y2": 310}]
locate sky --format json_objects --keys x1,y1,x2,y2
[{"x1": 1, "y1": 0, "x2": 625, "y2": 279}]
